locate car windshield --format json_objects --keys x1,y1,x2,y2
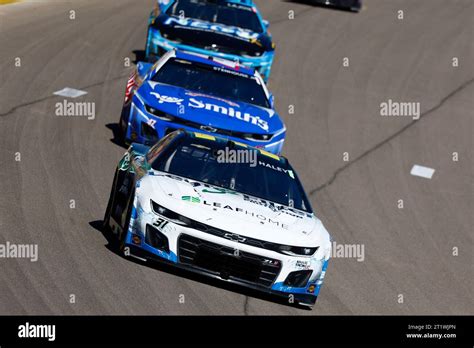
[
  {"x1": 151, "y1": 137, "x2": 312, "y2": 213},
  {"x1": 166, "y1": 0, "x2": 264, "y2": 33},
  {"x1": 152, "y1": 58, "x2": 270, "y2": 108}
]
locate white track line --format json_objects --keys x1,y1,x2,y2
[
  {"x1": 410, "y1": 165, "x2": 436, "y2": 179},
  {"x1": 53, "y1": 88, "x2": 88, "y2": 99}
]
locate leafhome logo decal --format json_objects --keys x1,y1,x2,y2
[
  {"x1": 169, "y1": 173, "x2": 310, "y2": 219},
  {"x1": 181, "y1": 194, "x2": 297, "y2": 229},
  {"x1": 181, "y1": 195, "x2": 291, "y2": 229},
  {"x1": 164, "y1": 17, "x2": 259, "y2": 40}
]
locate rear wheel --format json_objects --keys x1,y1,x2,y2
[
  {"x1": 119, "y1": 104, "x2": 131, "y2": 144},
  {"x1": 103, "y1": 170, "x2": 119, "y2": 233}
]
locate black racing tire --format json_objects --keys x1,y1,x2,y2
[
  {"x1": 117, "y1": 179, "x2": 136, "y2": 255},
  {"x1": 103, "y1": 170, "x2": 119, "y2": 233},
  {"x1": 119, "y1": 103, "x2": 131, "y2": 145}
]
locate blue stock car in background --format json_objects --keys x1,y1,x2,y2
[
  {"x1": 145, "y1": 0, "x2": 275, "y2": 81},
  {"x1": 119, "y1": 50, "x2": 286, "y2": 154}
]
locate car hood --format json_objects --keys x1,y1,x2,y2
[
  {"x1": 137, "y1": 172, "x2": 331, "y2": 248},
  {"x1": 138, "y1": 81, "x2": 283, "y2": 134}
]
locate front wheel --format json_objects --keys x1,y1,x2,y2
[
  {"x1": 105, "y1": 169, "x2": 136, "y2": 255},
  {"x1": 117, "y1": 179, "x2": 136, "y2": 255}
]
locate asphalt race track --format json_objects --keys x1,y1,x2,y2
[{"x1": 0, "y1": 0, "x2": 472, "y2": 315}]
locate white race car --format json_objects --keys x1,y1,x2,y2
[{"x1": 104, "y1": 130, "x2": 331, "y2": 308}]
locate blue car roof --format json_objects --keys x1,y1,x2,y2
[{"x1": 174, "y1": 50, "x2": 256, "y2": 76}]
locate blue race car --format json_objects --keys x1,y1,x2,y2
[
  {"x1": 119, "y1": 50, "x2": 286, "y2": 154},
  {"x1": 145, "y1": 0, "x2": 275, "y2": 81}
]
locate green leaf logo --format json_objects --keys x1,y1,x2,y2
[{"x1": 182, "y1": 196, "x2": 200, "y2": 203}]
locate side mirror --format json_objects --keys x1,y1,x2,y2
[
  {"x1": 269, "y1": 93, "x2": 275, "y2": 109},
  {"x1": 262, "y1": 20, "x2": 270, "y2": 30}
]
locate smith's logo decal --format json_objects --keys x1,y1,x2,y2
[
  {"x1": 188, "y1": 97, "x2": 269, "y2": 131},
  {"x1": 150, "y1": 92, "x2": 184, "y2": 105}
]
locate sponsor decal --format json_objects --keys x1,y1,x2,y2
[
  {"x1": 212, "y1": 66, "x2": 250, "y2": 79},
  {"x1": 148, "y1": 87, "x2": 269, "y2": 131},
  {"x1": 296, "y1": 260, "x2": 311, "y2": 269},
  {"x1": 242, "y1": 195, "x2": 307, "y2": 219},
  {"x1": 164, "y1": 17, "x2": 259, "y2": 40},
  {"x1": 180, "y1": 194, "x2": 289, "y2": 229},
  {"x1": 186, "y1": 92, "x2": 240, "y2": 107},
  {"x1": 150, "y1": 91, "x2": 184, "y2": 105},
  {"x1": 182, "y1": 196, "x2": 200, "y2": 203},
  {"x1": 226, "y1": 2, "x2": 254, "y2": 12},
  {"x1": 188, "y1": 97, "x2": 269, "y2": 131},
  {"x1": 118, "y1": 153, "x2": 131, "y2": 171},
  {"x1": 258, "y1": 161, "x2": 295, "y2": 178},
  {"x1": 162, "y1": 173, "x2": 308, "y2": 220}
]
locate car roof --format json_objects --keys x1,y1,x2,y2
[{"x1": 174, "y1": 50, "x2": 256, "y2": 76}]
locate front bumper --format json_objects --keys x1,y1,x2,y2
[
  {"x1": 127, "y1": 243, "x2": 319, "y2": 307},
  {"x1": 124, "y1": 203, "x2": 329, "y2": 307},
  {"x1": 146, "y1": 27, "x2": 275, "y2": 81},
  {"x1": 125, "y1": 99, "x2": 286, "y2": 155}
]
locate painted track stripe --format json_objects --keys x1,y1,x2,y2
[
  {"x1": 0, "y1": 0, "x2": 19, "y2": 5},
  {"x1": 410, "y1": 165, "x2": 436, "y2": 179},
  {"x1": 53, "y1": 87, "x2": 88, "y2": 99}
]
